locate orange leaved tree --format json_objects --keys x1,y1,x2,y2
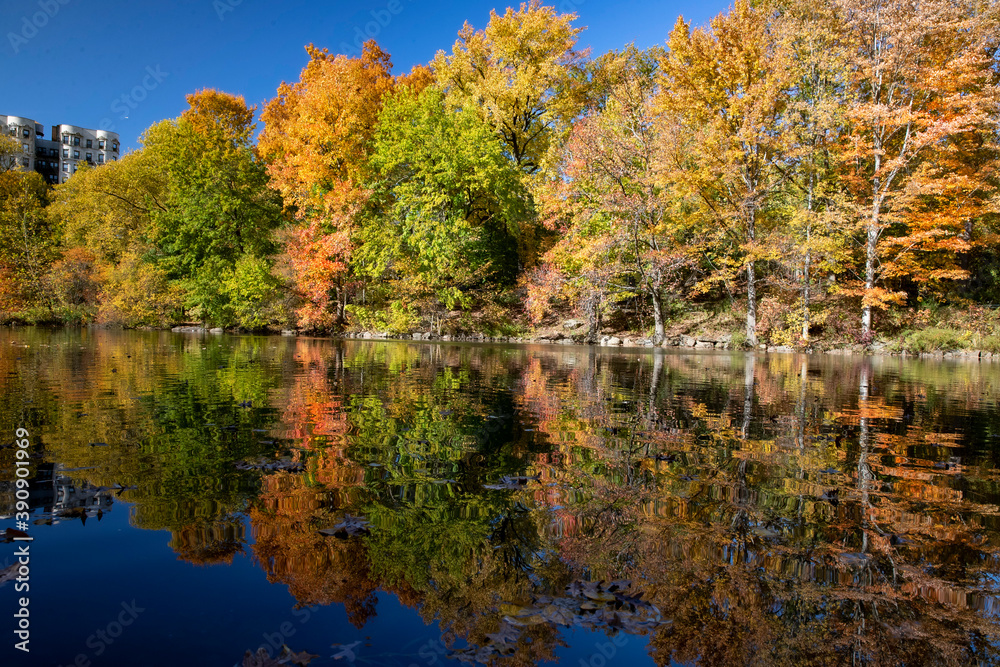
[
  {"x1": 836, "y1": 0, "x2": 1000, "y2": 337},
  {"x1": 259, "y1": 41, "x2": 396, "y2": 330}
]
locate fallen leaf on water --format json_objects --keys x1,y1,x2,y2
[
  {"x1": 0, "y1": 562, "x2": 19, "y2": 587},
  {"x1": 2, "y1": 528, "x2": 29, "y2": 542},
  {"x1": 483, "y1": 475, "x2": 540, "y2": 490},
  {"x1": 503, "y1": 613, "x2": 548, "y2": 626},
  {"x1": 319, "y1": 515, "x2": 370, "y2": 539},
  {"x1": 837, "y1": 552, "x2": 872, "y2": 569},
  {"x1": 242, "y1": 645, "x2": 318, "y2": 667}
]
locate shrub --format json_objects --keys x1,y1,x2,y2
[{"x1": 897, "y1": 328, "x2": 966, "y2": 353}]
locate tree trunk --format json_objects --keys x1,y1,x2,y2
[
  {"x1": 746, "y1": 208, "x2": 758, "y2": 347},
  {"x1": 802, "y1": 180, "x2": 813, "y2": 342},
  {"x1": 862, "y1": 207, "x2": 879, "y2": 338},
  {"x1": 334, "y1": 286, "x2": 347, "y2": 326},
  {"x1": 862, "y1": 145, "x2": 882, "y2": 339},
  {"x1": 802, "y1": 247, "x2": 811, "y2": 342},
  {"x1": 746, "y1": 259, "x2": 758, "y2": 348},
  {"x1": 651, "y1": 288, "x2": 665, "y2": 345},
  {"x1": 585, "y1": 291, "x2": 601, "y2": 343}
]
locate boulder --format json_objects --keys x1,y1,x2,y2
[
  {"x1": 563, "y1": 319, "x2": 585, "y2": 330},
  {"x1": 681, "y1": 335, "x2": 697, "y2": 347},
  {"x1": 695, "y1": 341, "x2": 714, "y2": 349},
  {"x1": 171, "y1": 326, "x2": 206, "y2": 333},
  {"x1": 209, "y1": 328, "x2": 224, "y2": 334},
  {"x1": 607, "y1": 336, "x2": 622, "y2": 346}
]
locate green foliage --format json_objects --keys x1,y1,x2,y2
[
  {"x1": 347, "y1": 300, "x2": 419, "y2": 334},
  {"x1": 98, "y1": 249, "x2": 184, "y2": 327},
  {"x1": 0, "y1": 170, "x2": 57, "y2": 314},
  {"x1": 221, "y1": 254, "x2": 280, "y2": 330},
  {"x1": 730, "y1": 330, "x2": 749, "y2": 350},
  {"x1": 364, "y1": 85, "x2": 527, "y2": 299}
]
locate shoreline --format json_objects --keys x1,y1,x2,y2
[
  {"x1": 7, "y1": 323, "x2": 997, "y2": 360},
  {"x1": 163, "y1": 325, "x2": 1000, "y2": 360}
]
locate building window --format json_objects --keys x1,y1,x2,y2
[
  {"x1": 22, "y1": 143, "x2": 28, "y2": 153},
  {"x1": 98, "y1": 139, "x2": 105, "y2": 149},
  {"x1": 112, "y1": 141, "x2": 119, "y2": 152},
  {"x1": 62, "y1": 149, "x2": 68, "y2": 158},
  {"x1": 8, "y1": 129, "x2": 15, "y2": 137},
  {"x1": 73, "y1": 150, "x2": 80, "y2": 159},
  {"x1": 85, "y1": 152, "x2": 92, "y2": 162},
  {"x1": 97, "y1": 154, "x2": 104, "y2": 164},
  {"x1": 22, "y1": 158, "x2": 29, "y2": 167},
  {"x1": 86, "y1": 139, "x2": 92, "y2": 148},
  {"x1": 73, "y1": 137, "x2": 80, "y2": 146},
  {"x1": 62, "y1": 135, "x2": 69, "y2": 144},
  {"x1": 62, "y1": 162, "x2": 68, "y2": 172},
  {"x1": 22, "y1": 128, "x2": 29, "y2": 138}
]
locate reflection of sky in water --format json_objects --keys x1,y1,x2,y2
[{"x1": 1, "y1": 328, "x2": 1000, "y2": 666}]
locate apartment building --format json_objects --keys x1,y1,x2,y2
[{"x1": 2, "y1": 114, "x2": 120, "y2": 184}]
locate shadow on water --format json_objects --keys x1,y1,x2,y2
[{"x1": 2, "y1": 328, "x2": 1000, "y2": 665}]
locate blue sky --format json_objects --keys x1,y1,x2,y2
[{"x1": 0, "y1": 0, "x2": 727, "y2": 151}]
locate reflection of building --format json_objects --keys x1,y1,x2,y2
[
  {"x1": 1, "y1": 114, "x2": 120, "y2": 184},
  {"x1": 53, "y1": 472, "x2": 114, "y2": 516},
  {"x1": 0, "y1": 463, "x2": 112, "y2": 520}
]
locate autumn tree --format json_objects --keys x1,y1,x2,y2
[
  {"x1": 836, "y1": 0, "x2": 1000, "y2": 336},
  {"x1": 143, "y1": 89, "x2": 283, "y2": 327},
  {"x1": 47, "y1": 154, "x2": 180, "y2": 326},
  {"x1": 361, "y1": 85, "x2": 527, "y2": 319},
  {"x1": 0, "y1": 170, "x2": 55, "y2": 316},
  {"x1": 777, "y1": 0, "x2": 852, "y2": 341},
  {"x1": 432, "y1": 0, "x2": 589, "y2": 267},
  {"x1": 259, "y1": 41, "x2": 396, "y2": 329},
  {"x1": 657, "y1": 0, "x2": 795, "y2": 347},
  {"x1": 535, "y1": 46, "x2": 688, "y2": 343},
  {"x1": 0, "y1": 135, "x2": 21, "y2": 173}
]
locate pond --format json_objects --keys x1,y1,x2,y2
[{"x1": 1, "y1": 328, "x2": 999, "y2": 666}]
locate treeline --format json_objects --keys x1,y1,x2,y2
[{"x1": 1, "y1": 0, "x2": 998, "y2": 345}]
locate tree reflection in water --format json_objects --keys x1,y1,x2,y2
[{"x1": 3, "y1": 329, "x2": 1000, "y2": 665}]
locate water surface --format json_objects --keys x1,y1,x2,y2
[{"x1": 2, "y1": 328, "x2": 999, "y2": 666}]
